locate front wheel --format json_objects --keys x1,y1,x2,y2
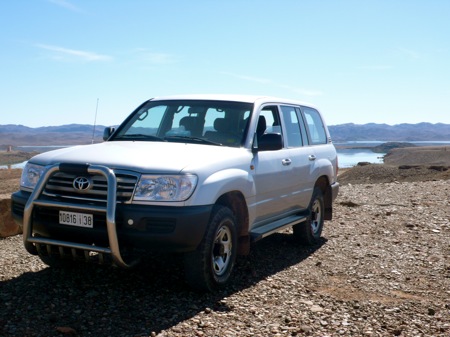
[
  {"x1": 293, "y1": 187, "x2": 325, "y2": 245},
  {"x1": 184, "y1": 206, "x2": 237, "y2": 291}
]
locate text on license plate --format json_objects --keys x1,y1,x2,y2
[{"x1": 59, "y1": 211, "x2": 93, "y2": 228}]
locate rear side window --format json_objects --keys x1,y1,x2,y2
[
  {"x1": 280, "y1": 105, "x2": 303, "y2": 147},
  {"x1": 301, "y1": 107, "x2": 327, "y2": 145}
]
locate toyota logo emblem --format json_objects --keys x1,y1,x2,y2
[{"x1": 73, "y1": 176, "x2": 91, "y2": 191}]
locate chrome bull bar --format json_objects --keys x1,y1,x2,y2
[{"x1": 22, "y1": 163, "x2": 138, "y2": 268}]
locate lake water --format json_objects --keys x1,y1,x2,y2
[
  {"x1": 336, "y1": 149, "x2": 384, "y2": 168},
  {"x1": 335, "y1": 141, "x2": 450, "y2": 168}
]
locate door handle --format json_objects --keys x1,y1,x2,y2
[
  {"x1": 282, "y1": 159, "x2": 292, "y2": 166},
  {"x1": 308, "y1": 155, "x2": 316, "y2": 161}
]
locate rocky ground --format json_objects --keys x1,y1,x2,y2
[{"x1": 0, "y1": 159, "x2": 449, "y2": 336}]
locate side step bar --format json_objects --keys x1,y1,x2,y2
[
  {"x1": 22, "y1": 163, "x2": 138, "y2": 268},
  {"x1": 249, "y1": 213, "x2": 309, "y2": 242}
]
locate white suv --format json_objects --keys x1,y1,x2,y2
[{"x1": 12, "y1": 94, "x2": 339, "y2": 291}]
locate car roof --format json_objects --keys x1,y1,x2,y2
[{"x1": 149, "y1": 94, "x2": 315, "y2": 107}]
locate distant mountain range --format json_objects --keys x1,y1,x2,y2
[
  {"x1": 328, "y1": 123, "x2": 450, "y2": 141},
  {"x1": 0, "y1": 122, "x2": 449, "y2": 148},
  {"x1": 0, "y1": 124, "x2": 108, "y2": 147}
]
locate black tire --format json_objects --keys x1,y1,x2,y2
[
  {"x1": 293, "y1": 187, "x2": 325, "y2": 245},
  {"x1": 183, "y1": 205, "x2": 237, "y2": 291}
]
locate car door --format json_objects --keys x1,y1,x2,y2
[
  {"x1": 252, "y1": 105, "x2": 296, "y2": 223},
  {"x1": 279, "y1": 105, "x2": 316, "y2": 210}
]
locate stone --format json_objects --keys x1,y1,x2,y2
[{"x1": 0, "y1": 198, "x2": 21, "y2": 238}]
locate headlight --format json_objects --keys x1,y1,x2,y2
[
  {"x1": 21, "y1": 163, "x2": 45, "y2": 190},
  {"x1": 134, "y1": 174, "x2": 197, "y2": 202}
]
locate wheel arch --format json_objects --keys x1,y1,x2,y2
[
  {"x1": 215, "y1": 190, "x2": 250, "y2": 255},
  {"x1": 314, "y1": 175, "x2": 333, "y2": 220}
]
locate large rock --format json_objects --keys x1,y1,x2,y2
[{"x1": 0, "y1": 197, "x2": 21, "y2": 237}]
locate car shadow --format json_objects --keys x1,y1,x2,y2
[{"x1": 0, "y1": 233, "x2": 326, "y2": 336}]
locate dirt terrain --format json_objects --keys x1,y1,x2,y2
[
  {"x1": 0, "y1": 150, "x2": 39, "y2": 166},
  {"x1": 0, "y1": 146, "x2": 449, "y2": 336},
  {"x1": 0, "y1": 168, "x2": 21, "y2": 198}
]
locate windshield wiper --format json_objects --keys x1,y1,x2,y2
[
  {"x1": 114, "y1": 134, "x2": 165, "y2": 141},
  {"x1": 164, "y1": 135, "x2": 222, "y2": 146}
]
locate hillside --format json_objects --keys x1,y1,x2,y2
[
  {"x1": 0, "y1": 124, "x2": 107, "y2": 147},
  {"x1": 328, "y1": 122, "x2": 450, "y2": 141}
]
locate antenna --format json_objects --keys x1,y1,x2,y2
[{"x1": 92, "y1": 98, "x2": 99, "y2": 144}]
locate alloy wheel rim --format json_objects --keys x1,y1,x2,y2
[
  {"x1": 212, "y1": 224, "x2": 232, "y2": 276},
  {"x1": 311, "y1": 199, "x2": 322, "y2": 234}
]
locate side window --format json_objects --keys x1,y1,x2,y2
[
  {"x1": 280, "y1": 105, "x2": 303, "y2": 147},
  {"x1": 301, "y1": 107, "x2": 327, "y2": 145},
  {"x1": 258, "y1": 105, "x2": 282, "y2": 135}
]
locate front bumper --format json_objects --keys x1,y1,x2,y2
[
  {"x1": 12, "y1": 163, "x2": 212, "y2": 268},
  {"x1": 12, "y1": 190, "x2": 212, "y2": 253}
]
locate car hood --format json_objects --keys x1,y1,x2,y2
[{"x1": 29, "y1": 141, "x2": 250, "y2": 174}]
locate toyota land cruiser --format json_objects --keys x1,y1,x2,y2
[{"x1": 11, "y1": 94, "x2": 339, "y2": 291}]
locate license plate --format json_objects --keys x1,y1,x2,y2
[{"x1": 59, "y1": 211, "x2": 94, "y2": 228}]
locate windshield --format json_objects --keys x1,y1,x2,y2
[{"x1": 112, "y1": 100, "x2": 252, "y2": 147}]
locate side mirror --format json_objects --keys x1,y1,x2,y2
[
  {"x1": 103, "y1": 127, "x2": 116, "y2": 141},
  {"x1": 255, "y1": 133, "x2": 283, "y2": 151}
]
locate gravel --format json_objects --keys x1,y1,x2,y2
[{"x1": 1, "y1": 179, "x2": 449, "y2": 336}]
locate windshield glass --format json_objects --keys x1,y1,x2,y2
[{"x1": 113, "y1": 100, "x2": 252, "y2": 147}]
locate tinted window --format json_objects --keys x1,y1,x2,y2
[
  {"x1": 259, "y1": 106, "x2": 281, "y2": 133},
  {"x1": 301, "y1": 107, "x2": 327, "y2": 145},
  {"x1": 280, "y1": 105, "x2": 303, "y2": 147}
]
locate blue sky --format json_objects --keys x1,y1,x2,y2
[{"x1": 1, "y1": 0, "x2": 449, "y2": 127}]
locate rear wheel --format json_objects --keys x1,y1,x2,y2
[
  {"x1": 184, "y1": 205, "x2": 237, "y2": 291},
  {"x1": 293, "y1": 187, "x2": 325, "y2": 245}
]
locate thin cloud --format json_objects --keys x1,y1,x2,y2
[
  {"x1": 47, "y1": 0, "x2": 81, "y2": 12},
  {"x1": 132, "y1": 49, "x2": 178, "y2": 64},
  {"x1": 221, "y1": 72, "x2": 272, "y2": 84},
  {"x1": 222, "y1": 72, "x2": 322, "y2": 96},
  {"x1": 36, "y1": 44, "x2": 113, "y2": 62},
  {"x1": 280, "y1": 85, "x2": 324, "y2": 97}
]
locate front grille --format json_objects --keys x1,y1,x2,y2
[{"x1": 43, "y1": 171, "x2": 139, "y2": 203}]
